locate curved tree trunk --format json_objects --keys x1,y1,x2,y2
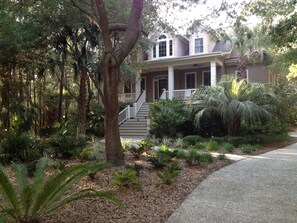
[{"x1": 102, "y1": 59, "x2": 124, "y2": 166}]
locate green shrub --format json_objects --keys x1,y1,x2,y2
[
  {"x1": 137, "y1": 139, "x2": 154, "y2": 151},
  {"x1": 49, "y1": 135, "x2": 86, "y2": 158},
  {"x1": 125, "y1": 163, "x2": 143, "y2": 176},
  {"x1": 226, "y1": 136, "x2": 258, "y2": 147},
  {"x1": 206, "y1": 139, "x2": 219, "y2": 151},
  {"x1": 121, "y1": 138, "x2": 131, "y2": 151},
  {"x1": 217, "y1": 153, "x2": 227, "y2": 160},
  {"x1": 145, "y1": 135, "x2": 159, "y2": 145},
  {"x1": 185, "y1": 149, "x2": 200, "y2": 165},
  {"x1": 0, "y1": 159, "x2": 119, "y2": 223},
  {"x1": 127, "y1": 143, "x2": 145, "y2": 158},
  {"x1": 240, "y1": 144, "x2": 261, "y2": 154},
  {"x1": 175, "y1": 138, "x2": 184, "y2": 148},
  {"x1": 194, "y1": 142, "x2": 207, "y2": 150},
  {"x1": 111, "y1": 169, "x2": 142, "y2": 190},
  {"x1": 162, "y1": 137, "x2": 172, "y2": 147},
  {"x1": 150, "y1": 99, "x2": 189, "y2": 138},
  {"x1": 0, "y1": 133, "x2": 42, "y2": 165},
  {"x1": 147, "y1": 151, "x2": 172, "y2": 168},
  {"x1": 156, "y1": 162, "x2": 181, "y2": 184},
  {"x1": 174, "y1": 149, "x2": 186, "y2": 159},
  {"x1": 86, "y1": 103, "x2": 105, "y2": 137},
  {"x1": 221, "y1": 142, "x2": 235, "y2": 153},
  {"x1": 199, "y1": 153, "x2": 213, "y2": 163},
  {"x1": 182, "y1": 135, "x2": 203, "y2": 146}
]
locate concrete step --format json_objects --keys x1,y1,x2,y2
[{"x1": 119, "y1": 126, "x2": 147, "y2": 130}]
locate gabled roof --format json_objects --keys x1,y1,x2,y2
[{"x1": 212, "y1": 40, "x2": 233, "y2": 53}]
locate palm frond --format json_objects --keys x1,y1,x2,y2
[{"x1": 0, "y1": 165, "x2": 19, "y2": 214}]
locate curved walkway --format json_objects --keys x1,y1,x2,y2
[{"x1": 166, "y1": 143, "x2": 297, "y2": 223}]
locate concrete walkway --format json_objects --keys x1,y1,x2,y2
[{"x1": 166, "y1": 143, "x2": 297, "y2": 223}]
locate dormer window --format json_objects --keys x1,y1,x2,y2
[
  {"x1": 152, "y1": 34, "x2": 173, "y2": 58},
  {"x1": 195, "y1": 38, "x2": 204, "y2": 53}
]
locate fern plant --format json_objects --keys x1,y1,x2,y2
[
  {"x1": 156, "y1": 162, "x2": 181, "y2": 184},
  {"x1": 111, "y1": 169, "x2": 142, "y2": 190},
  {"x1": 0, "y1": 159, "x2": 120, "y2": 223}
]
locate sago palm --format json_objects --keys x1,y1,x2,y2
[
  {"x1": 0, "y1": 159, "x2": 120, "y2": 223},
  {"x1": 191, "y1": 76, "x2": 278, "y2": 136}
]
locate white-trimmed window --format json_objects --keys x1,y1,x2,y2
[
  {"x1": 202, "y1": 71, "x2": 211, "y2": 86},
  {"x1": 152, "y1": 34, "x2": 173, "y2": 59},
  {"x1": 195, "y1": 38, "x2": 204, "y2": 54},
  {"x1": 185, "y1": 72, "x2": 196, "y2": 89}
]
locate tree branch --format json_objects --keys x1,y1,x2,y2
[
  {"x1": 109, "y1": 23, "x2": 148, "y2": 36},
  {"x1": 115, "y1": 0, "x2": 144, "y2": 64},
  {"x1": 92, "y1": 0, "x2": 113, "y2": 51}
]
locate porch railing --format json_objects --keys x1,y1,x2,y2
[
  {"x1": 159, "y1": 88, "x2": 197, "y2": 100},
  {"x1": 118, "y1": 90, "x2": 146, "y2": 125}
]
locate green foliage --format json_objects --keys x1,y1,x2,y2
[
  {"x1": 162, "y1": 137, "x2": 172, "y2": 147},
  {"x1": 185, "y1": 149, "x2": 200, "y2": 165},
  {"x1": 194, "y1": 142, "x2": 207, "y2": 150},
  {"x1": 175, "y1": 138, "x2": 184, "y2": 148},
  {"x1": 79, "y1": 140, "x2": 103, "y2": 161},
  {"x1": 174, "y1": 149, "x2": 186, "y2": 159},
  {"x1": 206, "y1": 139, "x2": 220, "y2": 151},
  {"x1": 0, "y1": 159, "x2": 119, "y2": 223},
  {"x1": 86, "y1": 103, "x2": 105, "y2": 137},
  {"x1": 0, "y1": 133, "x2": 42, "y2": 165},
  {"x1": 221, "y1": 142, "x2": 235, "y2": 153},
  {"x1": 199, "y1": 153, "x2": 214, "y2": 163},
  {"x1": 126, "y1": 139, "x2": 153, "y2": 158},
  {"x1": 192, "y1": 77, "x2": 278, "y2": 136},
  {"x1": 111, "y1": 169, "x2": 142, "y2": 190},
  {"x1": 49, "y1": 135, "x2": 86, "y2": 158},
  {"x1": 182, "y1": 135, "x2": 203, "y2": 147},
  {"x1": 217, "y1": 153, "x2": 227, "y2": 160},
  {"x1": 240, "y1": 144, "x2": 261, "y2": 154},
  {"x1": 156, "y1": 162, "x2": 181, "y2": 184},
  {"x1": 147, "y1": 151, "x2": 172, "y2": 168},
  {"x1": 127, "y1": 143, "x2": 145, "y2": 158},
  {"x1": 149, "y1": 99, "x2": 190, "y2": 138},
  {"x1": 124, "y1": 163, "x2": 143, "y2": 176},
  {"x1": 121, "y1": 138, "x2": 131, "y2": 151}
]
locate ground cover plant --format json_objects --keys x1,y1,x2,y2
[{"x1": 0, "y1": 159, "x2": 119, "y2": 223}]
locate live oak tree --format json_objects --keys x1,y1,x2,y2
[
  {"x1": 71, "y1": 0, "x2": 145, "y2": 165},
  {"x1": 72, "y1": 0, "x2": 242, "y2": 165}
]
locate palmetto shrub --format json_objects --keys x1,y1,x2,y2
[
  {"x1": 192, "y1": 76, "x2": 278, "y2": 136},
  {"x1": 0, "y1": 159, "x2": 119, "y2": 223},
  {"x1": 0, "y1": 133, "x2": 42, "y2": 165},
  {"x1": 149, "y1": 99, "x2": 189, "y2": 138}
]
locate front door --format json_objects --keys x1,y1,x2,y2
[{"x1": 154, "y1": 78, "x2": 168, "y2": 100}]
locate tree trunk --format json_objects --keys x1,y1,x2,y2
[
  {"x1": 237, "y1": 56, "x2": 247, "y2": 79},
  {"x1": 228, "y1": 117, "x2": 241, "y2": 136},
  {"x1": 58, "y1": 58, "x2": 65, "y2": 123},
  {"x1": 77, "y1": 69, "x2": 87, "y2": 138},
  {"x1": 102, "y1": 61, "x2": 124, "y2": 166}
]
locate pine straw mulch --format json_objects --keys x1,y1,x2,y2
[
  {"x1": 2, "y1": 137, "x2": 296, "y2": 223},
  {"x1": 41, "y1": 154, "x2": 232, "y2": 223}
]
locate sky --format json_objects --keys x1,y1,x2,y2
[{"x1": 159, "y1": 0, "x2": 258, "y2": 34}]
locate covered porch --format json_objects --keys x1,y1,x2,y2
[{"x1": 140, "y1": 53, "x2": 225, "y2": 102}]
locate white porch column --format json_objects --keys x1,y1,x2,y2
[
  {"x1": 210, "y1": 61, "x2": 217, "y2": 86},
  {"x1": 135, "y1": 77, "x2": 141, "y2": 100},
  {"x1": 168, "y1": 66, "x2": 174, "y2": 99}
]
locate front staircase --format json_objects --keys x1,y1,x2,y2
[{"x1": 119, "y1": 103, "x2": 151, "y2": 139}]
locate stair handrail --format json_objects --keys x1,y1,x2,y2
[
  {"x1": 133, "y1": 90, "x2": 146, "y2": 116},
  {"x1": 118, "y1": 105, "x2": 131, "y2": 125},
  {"x1": 118, "y1": 90, "x2": 146, "y2": 125}
]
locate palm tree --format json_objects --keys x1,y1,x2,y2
[
  {"x1": 0, "y1": 159, "x2": 120, "y2": 223},
  {"x1": 222, "y1": 19, "x2": 272, "y2": 79},
  {"x1": 191, "y1": 76, "x2": 278, "y2": 136}
]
